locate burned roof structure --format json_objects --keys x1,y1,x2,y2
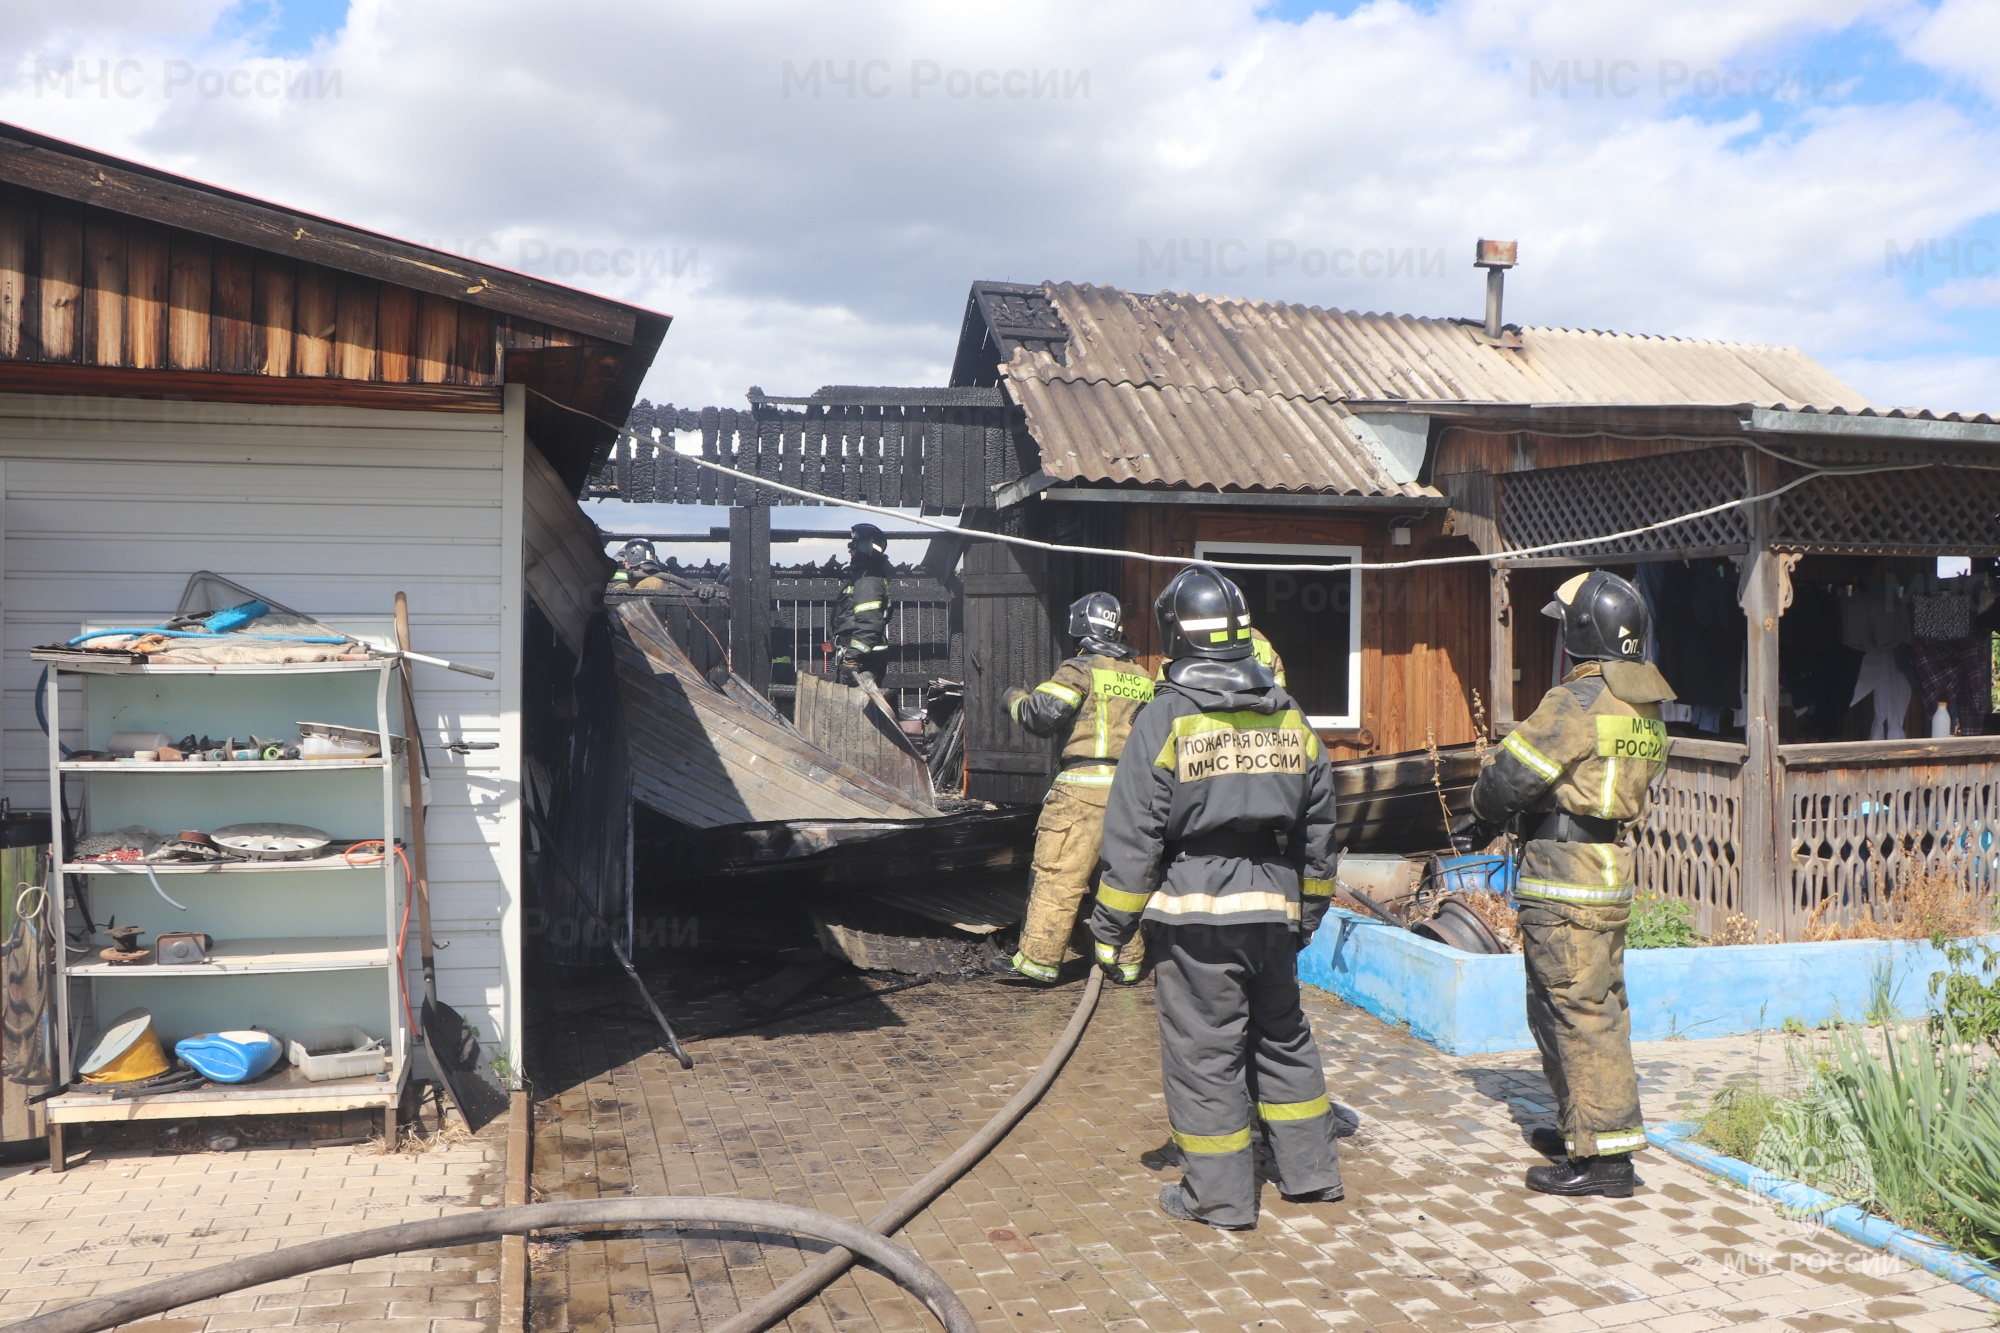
[{"x1": 950, "y1": 279, "x2": 1870, "y2": 501}]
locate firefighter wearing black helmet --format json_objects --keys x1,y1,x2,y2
[
  {"x1": 1089, "y1": 564, "x2": 1344, "y2": 1230},
  {"x1": 999, "y1": 593, "x2": 1154, "y2": 985},
  {"x1": 612, "y1": 539, "x2": 669, "y2": 591},
  {"x1": 1455, "y1": 569, "x2": 1676, "y2": 1198},
  {"x1": 831, "y1": 524, "x2": 893, "y2": 677}
]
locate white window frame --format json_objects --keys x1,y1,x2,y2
[{"x1": 1193, "y1": 539, "x2": 1362, "y2": 730}]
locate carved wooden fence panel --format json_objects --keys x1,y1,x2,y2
[
  {"x1": 1635, "y1": 741, "x2": 1746, "y2": 937},
  {"x1": 1782, "y1": 744, "x2": 2000, "y2": 938}
]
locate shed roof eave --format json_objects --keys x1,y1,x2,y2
[
  {"x1": 1035, "y1": 484, "x2": 1448, "y2": 510},
  {"x1": 1745, "y1": 407, "x2": 2000, "y2": 447},
  {"x1": 0, "y1": 120, "x2": 658, "y2": 346}
]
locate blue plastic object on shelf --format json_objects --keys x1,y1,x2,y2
[{"x1": 175, "y1": 1031, "x2": 284, "y2": 1083}]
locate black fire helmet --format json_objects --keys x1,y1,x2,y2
[
  {"x1": 1067, "y1": 592, "x2": 1124, "y2": 642},
  {"x1": 1542, "y1": 570, "x2": 1649, "y2": 662},
  {"x1": 1155, "y1": 564, "x2": 1254, "y2": 661},
  {"x1": 848, "y1": 522, "x2": 889, "y2": 558}
]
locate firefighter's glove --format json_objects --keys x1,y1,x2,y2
[
  {"x1": 1451, "y1": 813, "x2": 1504, "y2": 855},
  {"x1": 1093, "y1": 940, "x2": 1141, "y2": 986},
  {"x1": 1004, "y1": 686, "x2": 1029, "y2": 721}
]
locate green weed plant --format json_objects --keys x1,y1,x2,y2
[{"x1": 1628, "y1": 894, "x2": 1699, "y2": 950}]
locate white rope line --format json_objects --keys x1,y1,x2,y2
[{"x1": 539, "y1": 390, "x2": 1962, "y2": 575}]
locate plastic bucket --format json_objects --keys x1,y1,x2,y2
[{"x1": 1433, "y1": 853, "x2": 1516, "y2": 898}]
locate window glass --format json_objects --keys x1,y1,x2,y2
[{"x1": 1195, "y1": 544, "x2": 1359, "y2": 726}]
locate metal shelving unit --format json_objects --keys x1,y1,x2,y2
[{"x1": 43, "y1": 657, "x2": 410, "y2": 1164}]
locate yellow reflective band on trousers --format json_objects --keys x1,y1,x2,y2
[
  {"x1": 1257, "y1": 1095, "x2": 1329, "y2": 1122},
  {"x1": 1515, "y1": 878, "x2": 1634, "y2": 904},
  {"x1": 1302, "y1": 878, "x2": 1334, "y2": 898},
  {"x1": 1096, "y1": 883, "x2": 1151, "y2": 913},
  {"x1": 1148, "y1": 890, "x2": 1300, "y2": 920},
  {"x1": 1585, "y1": 1129, "x2": 1648, "y2": 1154},
  {"x1": 1502, "y1": 729, "x2": 1562, "y2": 780},
  {"x1": 1172, "y1": 1126, "x2": 1253, "y2": 1154},
  {"x1": 1009, "y1": 952, "x2": 1058, "y2": 981}
]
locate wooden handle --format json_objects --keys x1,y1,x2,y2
[{"x1": 394, "y1": 593, "x2": 439, "y2": 1003}]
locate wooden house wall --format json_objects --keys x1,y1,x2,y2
[
  {"x1": 1116, "y1": 506, "x2": 1488, "y2": 760},
  {"x1": 1431, "y1": 425, "x2": 1712, "y2": 477},
  {"x1": 0, "y1": 182, "x2": 610, "y2": 389}
]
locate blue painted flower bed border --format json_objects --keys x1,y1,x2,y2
[
  {"x1": 1299, "y1": 907, "x2": 2000, "y2": 1056},
  {"x1": 1649, "y1": 1122, "x2": 2000, "y2": 1303}
]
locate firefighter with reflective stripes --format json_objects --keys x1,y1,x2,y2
[
  {"x1": 1456, "y1": 570, "x2": 1675, "y2": 1198},
  {"x1": 831, "y1": 523, "x2": 892, "y2": 677},
  {"x1": 611, "y1": 539, "x2": 670, "y2": 591},
  {"x1": 1001, "y1": 593, "x2": 1154, "y2": 985},
  {"x1": 1089, "y1": 565, "x2": 1344, "y2": 1230}
]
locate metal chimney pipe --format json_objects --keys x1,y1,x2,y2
[{"x1": 1473, "y1": 239, "x2": 1518, "y2": 341}]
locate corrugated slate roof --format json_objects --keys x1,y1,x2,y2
[
  {"x1": 1011, "y1": 377, "x2": 1433, "y2": 497},
  {"x1": 992, "y1": 282, "x2": 1871, "y2": 495}
]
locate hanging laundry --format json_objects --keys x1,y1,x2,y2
[{"x1": 1908, "y1": 637, "x2": 1992, "y2": 734}]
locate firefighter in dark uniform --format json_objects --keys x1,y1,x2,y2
[
  {"x1": 831, "y1": 523, "x2": 892, "y2": 679},
  {"x1": 1089, "y1": 565, "x2": 1344, "y2": 1230},
  {"x1": 1001, "y1": 593, "x2": 1154, "y2": 985},
  {"x1": 1454, "y1": 570, "x2": 1675, "y2": 1198}
]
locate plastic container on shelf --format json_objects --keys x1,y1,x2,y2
[
  {"x1": 175, "y1": 1030, "x2": 284, "y2": 1083},
  {"x1": 106, "y1": 731, "x2": 172, "y2": 758},
  {"x1": 283, "y1": 1025, "x2": 388, "y2": 1081},
  {"x1": 298, "y1": 733, "x2": 377, "y2": 761}
]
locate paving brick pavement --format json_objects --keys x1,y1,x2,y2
[
  {"x1": 0, "y1": 1122, "x2": 502, "y2": 1332},
  {"x1": 530, "y1": 968, "x2": 1995, "y2": 1333}
]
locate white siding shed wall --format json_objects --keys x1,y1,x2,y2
[{"x1": 0, "y1": 386, "x2": 525, "y2": 1071}]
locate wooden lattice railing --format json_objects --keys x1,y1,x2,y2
[
  {"x1": 1781, "y1": 738, "x2": 2000, "y2": 938},
  {"x1": 1636, "y1": 739, "x2": 1746, "y2": 937}
]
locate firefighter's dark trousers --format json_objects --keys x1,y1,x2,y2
[
  {"x1": 837, "y1": 630, "x2": 888, "y2": 672},
  {"x1": 1151, "y1": 921, "x2": 1340, "y2": 1227},
  {"x1": 1519, "y1": 897, "x2": 1646, "y2": 1158}
]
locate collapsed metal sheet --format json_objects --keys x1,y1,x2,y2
[{"x1": 612, "y1": 601, "x2": 936, "y2": 826}]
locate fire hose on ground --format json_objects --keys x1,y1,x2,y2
[
  {"x1": 713, "y1": 968, "x2": 1103, "y2": 1333},
  {"x1": 2, "y1": 971, "x2": 1106, "y2": 1332},
  {"x1": 0, "y1": 1198, "x2": 976, "y2": 1333}
]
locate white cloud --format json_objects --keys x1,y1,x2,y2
[
  {"x1": 1900, "y1": 0, "x2": 2000, "y2": 104},
  {"x1": 1830, "y1": 353, "x2": 2000, "y2": 416},
  {"x1": 3, "y1": 0, "x2": 1999, "y2": 412}
]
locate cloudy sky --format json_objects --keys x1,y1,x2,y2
[{"x1": 8, "y1": 0, "x2": 2000, "y2": 552}]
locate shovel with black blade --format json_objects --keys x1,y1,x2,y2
[{"x1": 396, "y1": 593, "x2": 508, "y2": 1133}]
